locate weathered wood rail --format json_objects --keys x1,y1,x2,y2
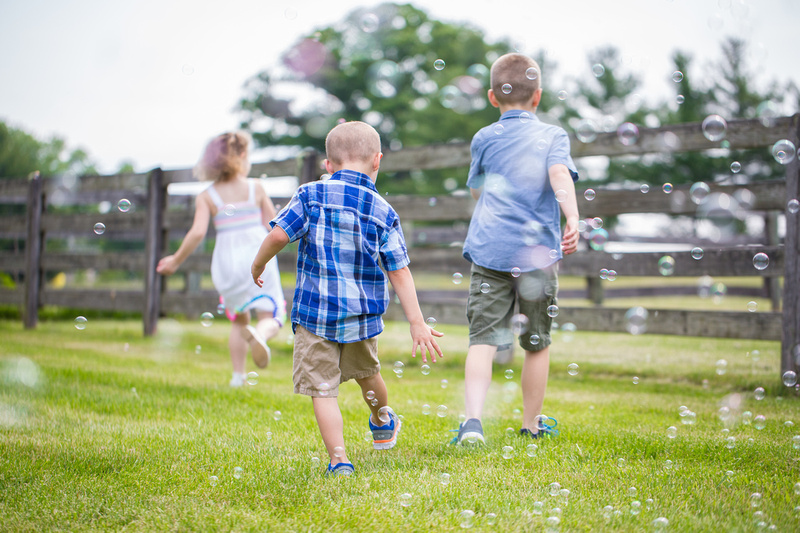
[{"x1": 0, "y1": 115, "x2": 798, "y2": 376}]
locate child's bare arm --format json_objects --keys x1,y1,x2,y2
[
  {"x1": 156, "y1": 194, "x2": 212, "y2": 276},
  {"x1": 386, "y1": 266, "x2": 444, "y2": 363},
  {"x1": 548, "y1": 164, "x2": 580, "y2": 255},
  {"x1": 251, "y1": 226, "x2": 290, "y2": 287}
]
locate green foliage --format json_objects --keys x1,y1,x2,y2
[
  {"x1": 0, "y1": 121, "x2": 97, "y2": 180},
  {"x1": 1, "y1": 318, "x2": 798, "y2": 531}
]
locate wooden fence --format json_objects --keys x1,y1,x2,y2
[{"x1": 0, "y1": 115, "x2": 798, "y2": 376}]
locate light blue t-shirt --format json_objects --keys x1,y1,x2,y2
[{"x1": 463, "y1": 109, "x2": 578, "y2": 272}]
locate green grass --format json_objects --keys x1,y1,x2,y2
[{"x1": 1, "y1": 318, "x2": 799, "y2": 531}]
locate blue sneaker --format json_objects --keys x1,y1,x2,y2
[
  {"x1": 369, "y1": 408, "x2": 400, "y2": 450},
  {"x1": 326, "y1": 462, "x2": 355, "y2": 477},
  {"x1": 455, "y1": 418, "x2": 485, "y2": 445},
  {"x1": 520, "y1": 416, "x2": 559, "y2": 439}
]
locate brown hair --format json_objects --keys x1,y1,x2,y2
[
  {"x1": 325, "y1": 121, "x2": 381, "y2": 164},
  {"x1": 194, "y1": 131, "x2": 252, "y2": 182},
  {"x1": 490, "y1": 53, "x2": 541, "y2": 105}
]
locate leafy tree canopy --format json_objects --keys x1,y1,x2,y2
[{"x1": 0, "y1": 121, "x2": 97, "y2": 180}]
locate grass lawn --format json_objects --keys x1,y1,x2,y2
[{"x1": 1, "y1": 317, "x2": 799, "y2": 532}]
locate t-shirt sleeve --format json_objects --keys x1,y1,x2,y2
[
  {"x1": 379, "y1": 215, "x2": 410, "y2": 272},
  {"x1": 466, "y1": 132, "x2": 485, "y2": 190},
  {"x1": 547, "y1": 130, "x2": 579, "y2": 181},
  {"x1": 270, "y1": 189, "x2": 308, "y2": 242}
]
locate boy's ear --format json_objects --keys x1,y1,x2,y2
[
  {"x1": 324, "y1": 159, "x2": 335, "y2": 174},
  {"x1": 372, "y1": 152, "x2": 382, "y2": 172},
  {"x1": 531, "y1": 88, "x2": 543, "y2": 109},
  {"x1": 487, "y1": 89, "x2": 500, "y2": 108}
]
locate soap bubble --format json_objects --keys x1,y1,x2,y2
[
  {"x1": 399, "y1": 493, "x2": 412, "y2": 507},
  {"x1": 624, "y1": 306, "x2": 648, "y2": 335},
  {"x1": 557, "y1": 90, "x2": 568, "y2": 101},
  {"x1": 441, "y1": 379, "x2": 448, "y2": 389},
  {"x1": 555, "y1": 189, "x2": 567, "y2": 202},
  {"x1": 658, "y1": 256, "x2": 676, "y2": 276},
  {"x1": 753, "y1": 253, "x2": 769, "y2": 270},
  {"x1": 617, "y1": 122, "x2": 639, "y2": 146},
  {"x1": 233, "y1": 466, "x2": 243, "y2": 479},
  {"x1": 754, "y1": 387, "x2": 766, "y2": 400},
  {"x1": 730, "y1": 161, "x2": 742, "y2": 173},
  {"x1": 493, "y1": 124, "x2": 504, "y2": 135},
  {"x1": 592, "y1": 63, "x2": 605, "y2": 77},
  {"x1": 511, "y1": 313, "x2": 529, "y2": 334},
  {"x1": 525, "y1": 67, "x2": 539, "y2": 80},
  {"x1": 526, "y1": 443, "x2": 538, "y2": 457},
  {"x1": 273, "y1": 410, "x2": 282, "y2": 421},
  {"x1": 360, "y1": 12, "x2": 379, "y2": 32},
  {"x1": 209, "y1": 475, "x2": 219, "y2": 487},
  {"x1": 653, "y1": 517, "x2": 669, "y2": 531},
  {"x1": 533, "y1": 501, "x2": 544, "y2": 515},
  {"x1": 662, "y1": 183, "x2": 673, "y2": 194},
  {"x1": 640, "y1": 184, "x2": 650, "y2": 194},
  {"x1": 93, "y1": 222, "x2": 106, "y2": 235},
  {"x1": 772, "y1": 139, "x2": 797, "y2": 165},
  {"x1": 117, "y1": 199, "x2": 132, "y2": 212},
  {"x1": 549, "y1": 482, "x2": 561, "y2": 496},
  {"x1": 690, "y1": 182, "x2": 711, "y2": 204},
  {"x1": 672, "y1": 70, "x2": 684, "y2": 82},
  {"x1": 200, "y1": 312, "x2": 214, "y2": 327},
  {"x1": 511, "y1": 267, "x2": 521, "y2": 278},
  {"x1": 504, "y1": 369, "x2": 514, "y2": 380},
  {"x1": 589, "y1": 228, "x2": 608, "y2": 251},
  {"x1": 584, "y1": 189, "x2": 596, "y2": 201},
  {"x1": 440, "y1": 473, "x2": 450, "y2": 485},
  {"x1": 783, "y1": 371, "x2": 797, "y2": 387},
  {"x1": 74, "y1": 316, "x2": 88, "y2": 330},
  {"x1": 486, "y1": 513, "x2": 497, "y2": 526},
  {"x1": 420, "y1": 364, "x2": 431, "y2": 376},
  {"x1": 676, "y1": 94, "x2": 685, "y2": 104},
  {"x1": 216, "y1": 303, "x2": 225, "y2": 315},
  {"x1": 576, "y1": 119, "x2": 598, "y2": 143},
  {"x1": 426, "y1": 317, "x2": 437, "y2": 328},
  {"x1": 393, "y1": 361, "x2": 404, "y2": 375},
  {"x1": 502, "y1": 445, "x2": 514, "y2": 459},
  {"x1": 452, "y1": 272, "x2": 463, "y2": 285},
  {"x1": 480, "y1": 283, "x2": 491, "y2": 294},
  {"x1": 754, "y1": 415, "x2": 766, "y2": 429},
  {"x1": 223, "y1": 204, "x2": 236, "y2": 217},
  {"x1": 421, "y1": 404, "x2": 431, "y2": 415},
  {"x1": 667, "y1": 426, "x2": 678, "y2": 438},
  {"x1": 437, "y1": 405, "x2": 448, "y2": 418},
  {"x1": 246, "y1": 372, "x2": 259, "y2": 386},
  {"x1": 747, "y1": 301, "x2": 758, "y2": 312},
  {"x1": 691, "y1": 247, "x2": 704, "y2": 260},
  {"x1": 459, "y1": 510, "x2": 475, "y2": 529},
  {"x1": 567, "y1": 363, "x2": 579, "y2": 376},
  {"x1": 547, "y1": 305, "x2": 559, "y2": 318},
  {"x1": 501, "y1": 83, "x2": 512, "y2": 95},
  {"x1": 702, "y1": 114, "x2": 727, "y2": 141},
  {"x1": 715, "y1": 359, "x2": 728, "y2": 375},
  {"x1": 529, "y1": 334, "x2": 540, "y2": 345},
  {"x1": 317, "y1": 382, "x2": 330, "y2": 396},
  {"x1": 433, "y1": 59, "x2": 446, "y2": 71}
]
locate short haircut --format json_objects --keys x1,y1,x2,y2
[
  {"x1": 325, "y1": 121, "x2": 381, "y2": 164},
  {"x1": 195, "y1": 131, "x2": 252, "y2": 182},
  {"x1": 490, "y1": 53, "x2": 541, "y2": 105}
]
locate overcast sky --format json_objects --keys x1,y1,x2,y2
[{"x1": 1, "y1": 0, "x2": 797, "y2": 174}]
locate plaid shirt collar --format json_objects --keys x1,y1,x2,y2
[{"x1": 328, "y1": 169, "x2": 378, "y2": 192}]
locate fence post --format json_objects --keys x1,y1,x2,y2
[
  {"x1": 23, "y1": 171, "x2": 43, "y2": 329},
  {"x1": 143, "y1": 168, "x2": 166, "y2": 336},
  {"x1": 764, "y1": 211, "x2": 781, "y2": 311},
  {"x1": 781, "y1": 114, "x2": 800, "y2": 378},
  {"x1": 298, "y1": 148, "x2": 320, "y2": 185}
]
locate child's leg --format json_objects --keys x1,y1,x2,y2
[
  {"x1": 254, "y1": 310, "x2": 280, "y2": 342},
  {"x1": 521, "y1": 346, "x2": 550, "y2": 431},
  {"x1": 312, "y1": 397, "x2": 350, "y2": 466},
  {"x1": 464, "y1": 344, "x2": 497, "y2": 420},
  {"x1": 355, "y1": 372, "x2": 388, "y2": 424},
  {"x1": 229, "y1": 313, "x2": 249, "y2": 374}
]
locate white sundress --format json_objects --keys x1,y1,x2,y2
[{"x1": 207, "y1": 179, "x2": 286, "y2": 323}]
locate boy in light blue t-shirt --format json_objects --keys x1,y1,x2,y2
[{"x1": 458, "y1": 53, "x2": 580, "y2": 445}]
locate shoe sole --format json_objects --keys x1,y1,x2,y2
[
  {"x1": 243, "y1": 325, "x2": 270, "y2": 369},
  {"x1": 373, "y1": 415, "x2": 401, "y2": 450},
  {"x1": 458, "y1": 431, "x2": 485, "y2": 445}
]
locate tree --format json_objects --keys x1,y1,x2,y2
[
  {"x1": 0, "y1": 121, "x2": 97, "y2": 179},
  {"x1": 237, "y1": 2, "x2": 514, "y2": 193}
]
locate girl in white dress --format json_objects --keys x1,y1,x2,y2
[{"x1": 157, "y1": 131, "x2": 286, "y2": 386}]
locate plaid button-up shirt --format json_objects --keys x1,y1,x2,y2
[{"x1": 271, "y1": 169, "x2": 409, "y2": 342}]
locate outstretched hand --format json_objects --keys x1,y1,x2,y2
[
  {"x1": 251, "y1": 263, "x2": 265, "y2": 287},
  {"x1": 156, "y1": 255, "x2": 178, "y2": 276},
  {"x1": 561, "y1": 217, "x2": 579, "y2": 255},
  {"x1": 410, "y1": 322, "x2": 444, "y2": 363}
]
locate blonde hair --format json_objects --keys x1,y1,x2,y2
[
  {"x1": 325, "y1": 121, "x2": 381, "y2": 164},
  {"x1": 194, "y1": 131, "x2": 252, "y2": 182},
  {"x1": 490, "y1": 53, "x2": 541, "y2": 105}
]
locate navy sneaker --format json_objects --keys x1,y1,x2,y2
[
  {"x1": 456, "y1": 418, "x2": 485, "y2": 445},
  {"x1": 369, "y1": 407, "x2": 401, "y2": 450},
  {"x1": 520, "y1": 416, "x2": 559, "y2": 439},
  {"x1": 326, "y1": 462, "x2": 355, "y2": 477}
]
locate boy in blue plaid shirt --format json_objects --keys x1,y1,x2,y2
[{"x1": 252, "y1": 121, "x2": 443, "y2": 476}]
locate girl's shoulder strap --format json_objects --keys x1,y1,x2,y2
[
  {"x1": 205, "y1": 184, "x2": 225, "y2": 208},
  {"x1": 247, "y1": 178, "x2": 257, "y2": 204}
]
